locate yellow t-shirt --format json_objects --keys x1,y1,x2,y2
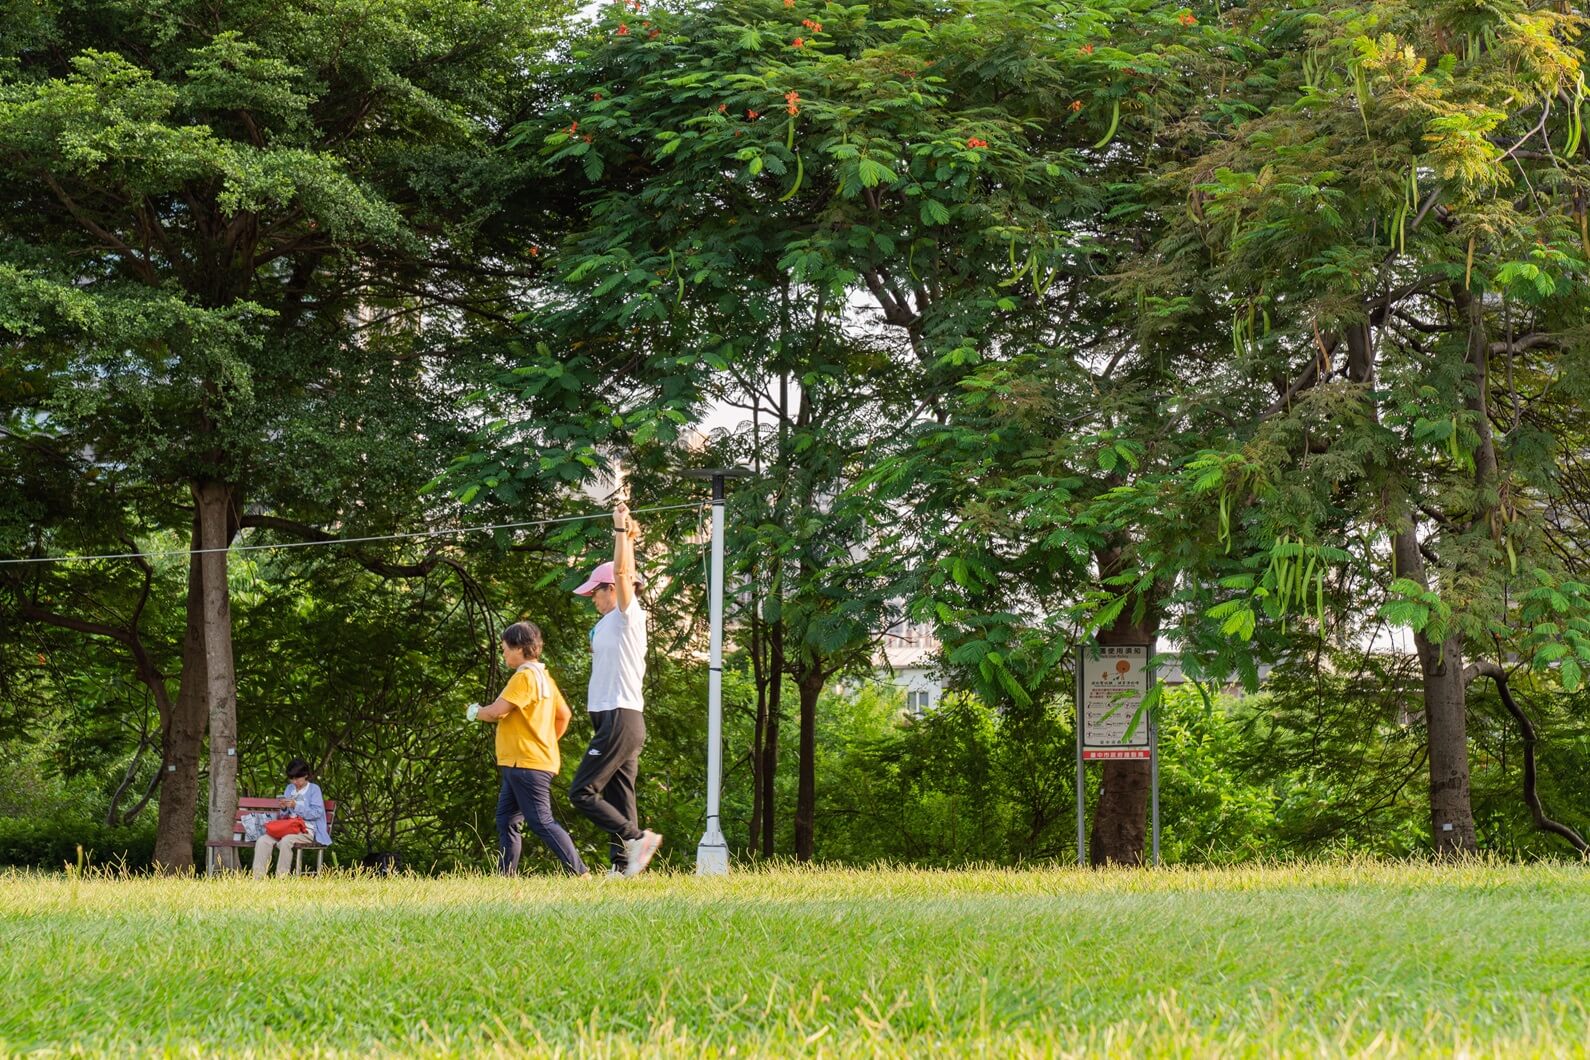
[{"x1": 494, "y1": 662, "x2": 567, "y2": 772}]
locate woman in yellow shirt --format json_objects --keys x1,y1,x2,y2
[{"x1": 469, "y1": 621, "x2": 588, "y2": 876}]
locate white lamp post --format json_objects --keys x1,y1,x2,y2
[{"x1": 684, "y1": 467, "x2": 750, "y2": 876}]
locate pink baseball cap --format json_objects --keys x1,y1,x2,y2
[{"x1": 574, "y1": 561, "x2": 646, "y2": 596}]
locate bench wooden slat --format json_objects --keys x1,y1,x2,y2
[{"x1": 225, "y1": 796, "x2": 336, "y2": 838}]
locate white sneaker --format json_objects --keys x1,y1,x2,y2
[
  {"x1": 621, "y1": 830, "x2": 663, "y2": 877},
  {"x1": 606, "y1": 868, "x2": 624, "y2": 879}
]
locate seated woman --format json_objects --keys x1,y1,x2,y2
[{"x1": 252, "y1": 758, "x2": 330, "y2": 878}]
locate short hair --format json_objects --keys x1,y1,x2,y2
[
  {"x1": 285, "y1": 758, "x2": 312, "y2": 779},
  {"x1": 502, "y1": 621, "x2": 544, "y2": 659}
]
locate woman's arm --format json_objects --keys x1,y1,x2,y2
[
  {"x1": 554, "y1": 695, "x2": 572, "y2": 739},
  {"x1": 297, "y1": 785, "x2": 326, "y2": 825},
  {"x1": 476, "y1": 696, "x2": 515, "y2": 722}
]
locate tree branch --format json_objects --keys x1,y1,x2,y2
[
  {"x1": 1488, "y1": 333, "x2": 1558, "y2": 356},
  {"x1": 1471, "y1": 661, "x2": 1589, "y2": 855},
  {"x1": 40, "y1": 172, "x2": 159, "y2": 284}
]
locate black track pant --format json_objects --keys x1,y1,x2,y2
[{"x1": 569, "y1": 709, "x2": 646, "y2": 870}]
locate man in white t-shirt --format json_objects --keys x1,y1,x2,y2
[{"x1": 569, "y1": 501, "x2": 663, "y2": 877}]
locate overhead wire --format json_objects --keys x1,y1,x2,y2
[{"x1": 0, "y1": 501, "x2": 706, "y2": 566}]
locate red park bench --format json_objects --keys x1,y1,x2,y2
[{"x1": 205, "y1": 796, "x2": 337, "y2": 876}]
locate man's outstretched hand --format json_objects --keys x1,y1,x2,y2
[{"x1": 615, "y1": 502, "x2": 641, "y2": 542}]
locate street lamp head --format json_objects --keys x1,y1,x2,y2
[
  {"x1": 680, "y1": 467, "x2": 753, "y2": 480},
  {"x1": 682, "y1": 466, "x2": 752, "y2": 500}
]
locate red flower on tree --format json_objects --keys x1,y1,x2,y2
[
  {"x1": 593, "y1": 92, "x2": 603, "y2": 100},
  {"x1": 802, "y1": 18, "x2": 822, "y2": 31},
  {"x1": 1179, "y1": 12, "x2": 1197, "y2": 25},
  {"x1": 747, "y1": 109, "x2": 761, "y2": 120},
  {"x1": 648, "y1": 28, "x2": 660, "y2": 38},
  {"x1": 530, "y1": 246, "x2": 540, "y2": 257},
  {"x1": 1069, "y1": 99, "x2": 1083, "y2": 112},
  {"x1": 785, "y1": 90, "x2": 801, "y2": 115},
  {"x1": 616, "y1": 22, "x2": 629, "y2": 35},
  {"x1": 1080, "y1": 43, "x2": 1094, "y2": 55},
  {"x1": 568, "y1": 121, "x2": 579, "y2": 134},
  {"x1": 792, "y1": 36, "x2": 804, "y2": 47},
  {"x1": 966, "y1": 136, "x2": 988, "y2": 149},
  {"x1": 718, "y1": 102, "x2": 728, "y2": 113}
]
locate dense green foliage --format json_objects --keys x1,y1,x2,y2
[{"x1": 3, "y1": 0, "x2": 1589, "y2": 873}]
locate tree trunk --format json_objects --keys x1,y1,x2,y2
[
  {"x1": 793, "y1": 663, "x2": 823, "y2": 862},
  {"x1": 761, "y1": 617, "x2": 783, "y2": 857},
  {"x1": 195, "y1": 479, "x2": 240, "y2": 869},
  {"x1": 1355, "y1": 302, "x2": 1479, "y2": 857},
  {"x1": 1088, "y1": 605, "x2": 1160, "y2": 867},
  {"x1": 1418, "y1": 631, "x2": 1477, "y2": 856},
  {"x1": 749, "y1": 610, "x2": 766, "y2": 856},
  {"x1": 1392, "y1": 528, "x2": 1478, "y2": 855},
  {"x1": 153, "y1": 516, "x2": 208, "y2": 872}
]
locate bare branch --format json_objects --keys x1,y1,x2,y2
[{"x1": 1471, "y1": 662, "x2": 1589, "y2": 855}]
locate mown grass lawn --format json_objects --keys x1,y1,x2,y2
[{"x1": 1, "y1": 861, "x2": 1586, "y2": 1057}]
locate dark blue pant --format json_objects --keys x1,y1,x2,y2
[{"x1": 497, "y1": 767, "x2": 587, "y2": 876}]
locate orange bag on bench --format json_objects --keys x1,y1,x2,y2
[{"x1": 265, "y1": 817, "x2": 309, "y2": 840}]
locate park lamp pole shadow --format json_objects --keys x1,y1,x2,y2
[{"x1": 683, "y1": 467, "x2": 751, "y2": 876}]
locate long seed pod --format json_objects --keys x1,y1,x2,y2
[
  {"x1": 1276, "y1": 542, "x2": 1293, "y2": 615},
  {"x1": 777, "y1": 150, "x2": 804, "y2": 202},
  {"x1": 1092, "y1": 99, "x2": 1120, "y2": 149},
  {"x1": 1566, "y1": 77, "x2": 1584, "y2": 157}
]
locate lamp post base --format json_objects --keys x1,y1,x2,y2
[{"x1": 696, "y1": 826, "x2": 730, "y2": 876}]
